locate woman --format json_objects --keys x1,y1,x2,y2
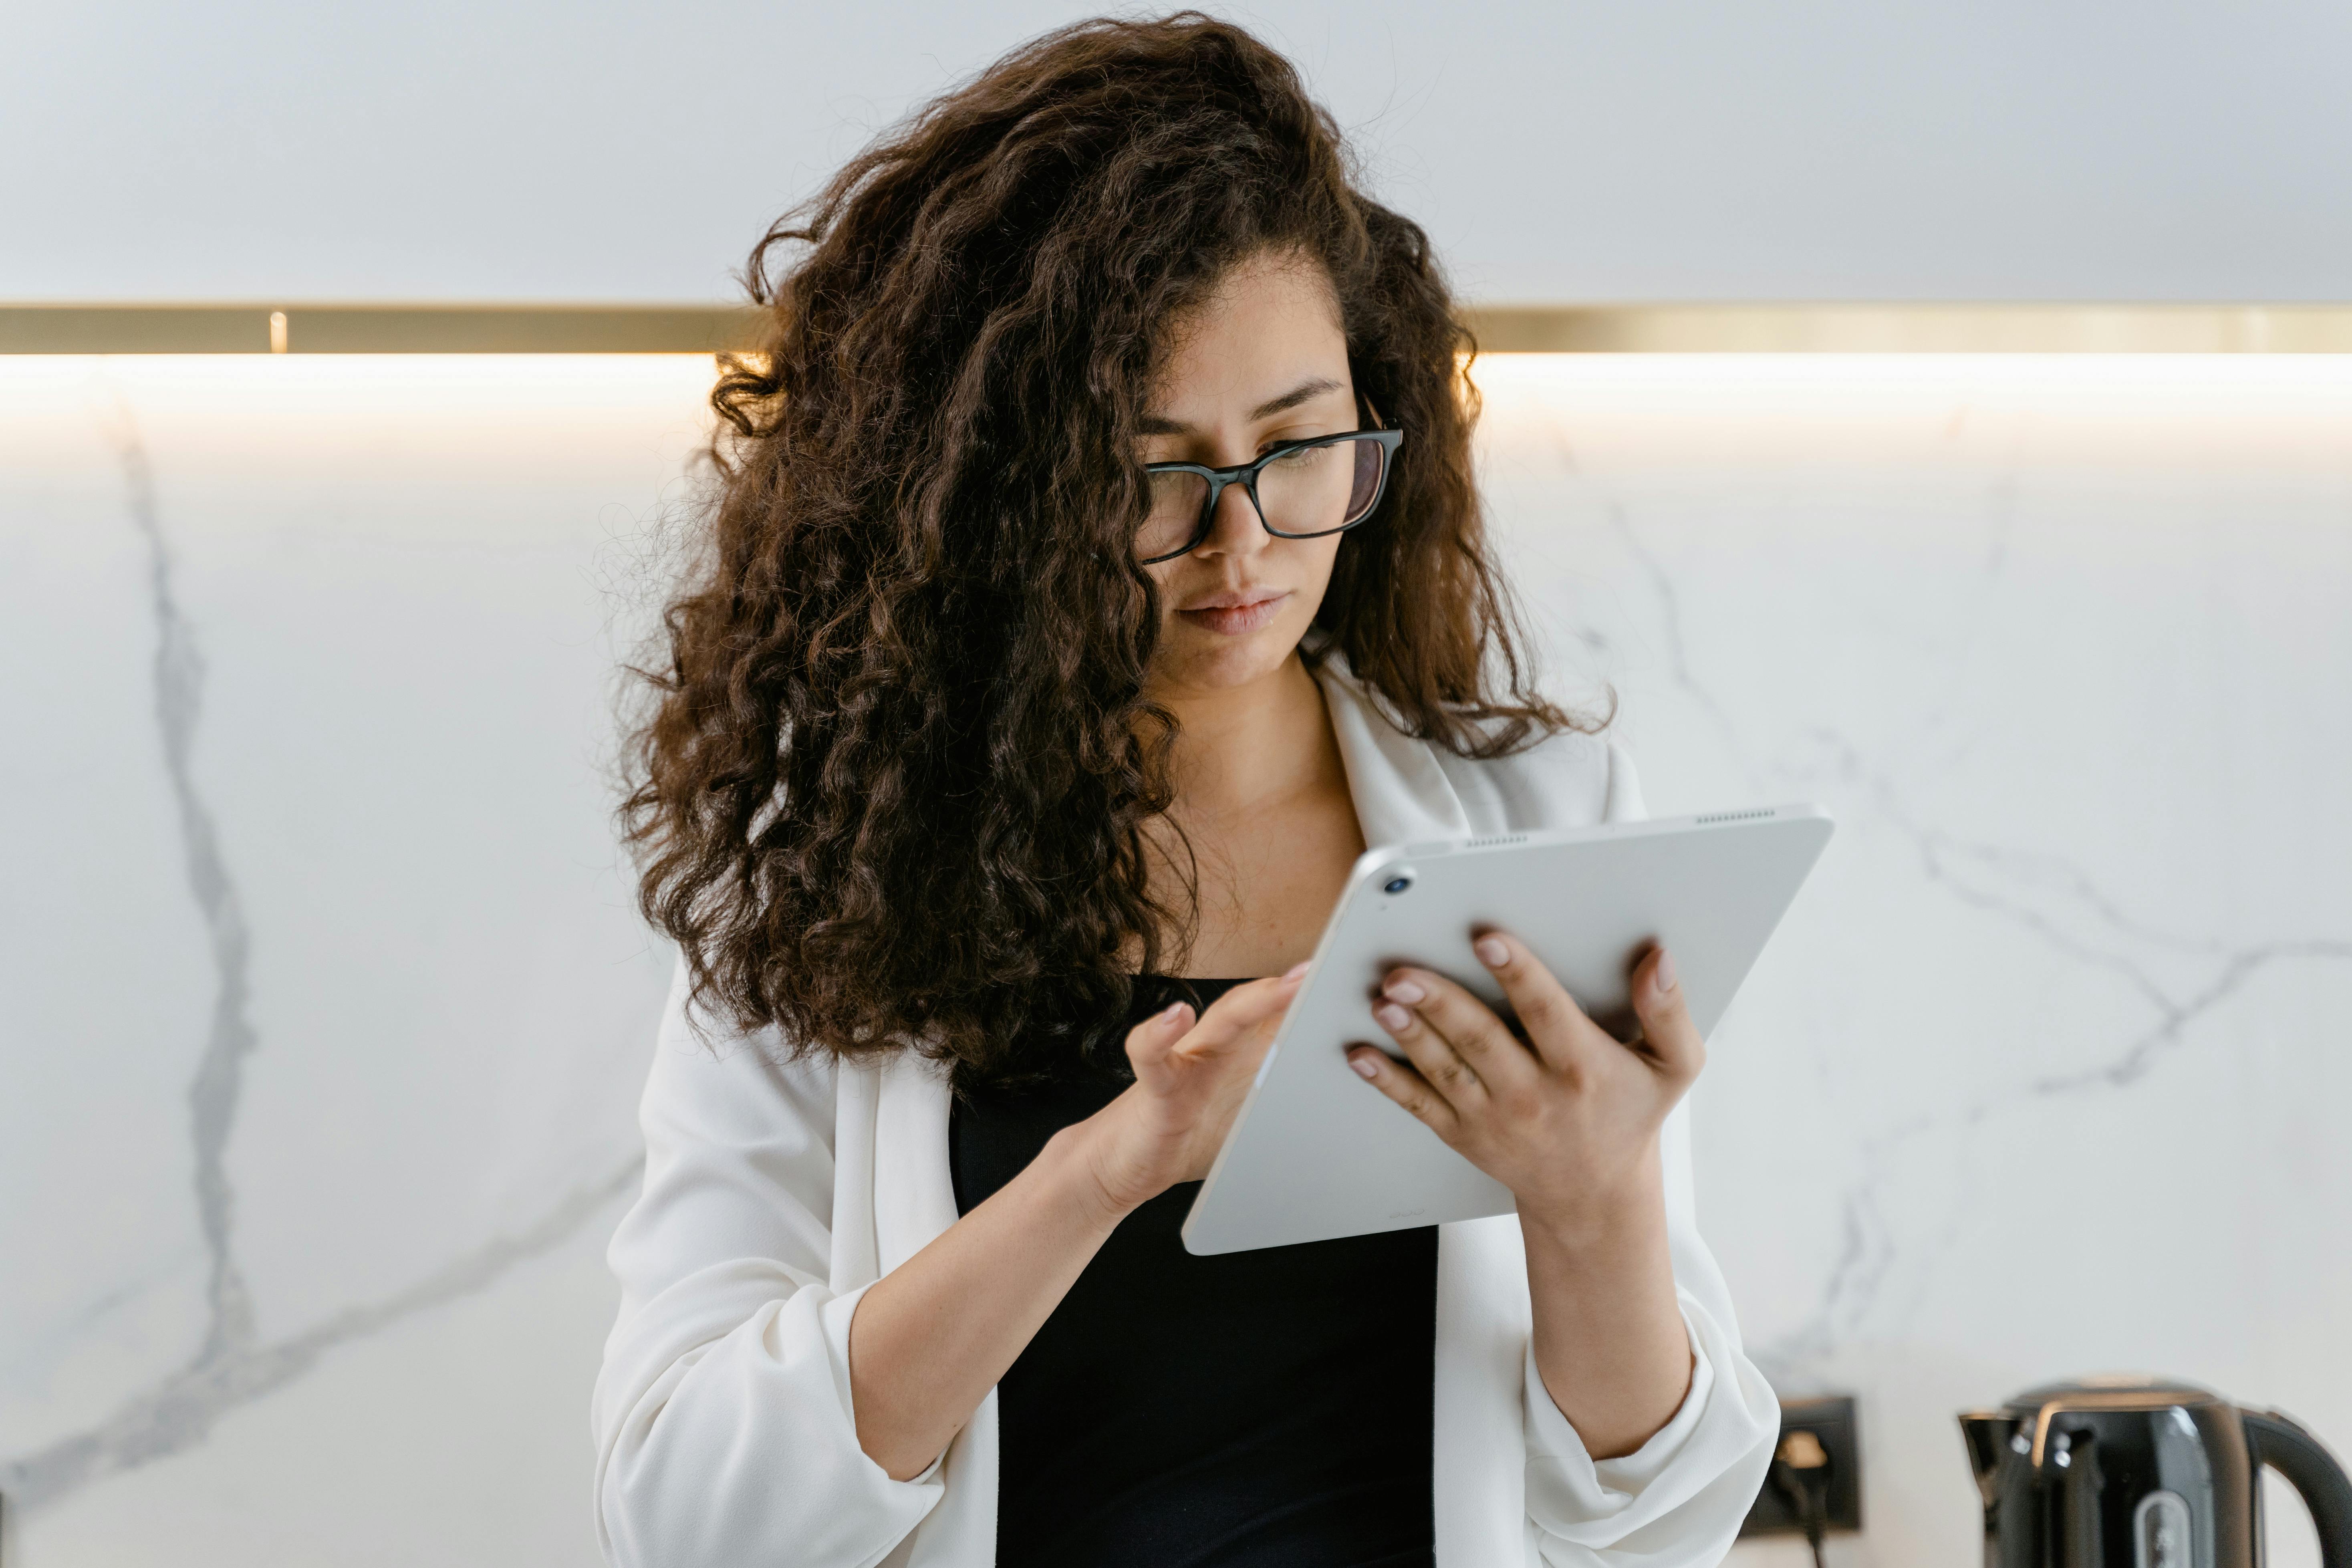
[{"x1": 594, "y1": 15, "x2": 1777, "y2": 1567}]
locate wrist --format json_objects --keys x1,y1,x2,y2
[
  {"x1": 1044, "y1": 1101, "x2": 1154, "y2": 1231},
  {"x1": 1517, "y1": 1156, "x2": 1667, "y2": 1257}
]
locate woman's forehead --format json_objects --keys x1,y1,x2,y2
[{"x1": 1149, "y1": 262, "x2": 1350, "y2": 425}]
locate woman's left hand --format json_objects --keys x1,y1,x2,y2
[{"x1": 1346, "y1": 929, "x2": 1700, "y2": 1237}]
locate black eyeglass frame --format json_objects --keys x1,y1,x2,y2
[{"x1": 1137, "y1": 426, "x2": 1405, "y2": 565}]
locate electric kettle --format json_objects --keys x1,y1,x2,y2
[{"x1": 1959, "y1": 1374, "x2": 2352, "y2": 1568}]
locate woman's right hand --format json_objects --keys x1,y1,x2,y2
[
  {"x1": 851, "y1": 961, "x2": 1307, "y2": 1478},
  {"x1": 1070, "y1": 963, "x2": 1308, "y2": 1217}
]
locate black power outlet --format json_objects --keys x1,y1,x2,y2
[{"x1": 1738, "y1": 1395, "x2": 1864, "y2": 1538}]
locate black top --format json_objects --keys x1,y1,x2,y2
[{"x1": 950, "y1": 975, "x2": 1438, "y2": 1568}]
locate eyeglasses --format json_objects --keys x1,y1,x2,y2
[{"x1": 1137, "y1": 427, "x2": 1403, "y2": 564}]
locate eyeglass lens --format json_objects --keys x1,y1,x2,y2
[{"x1": 1138, "y1": 437, "x2": 1388, "y2": 562}]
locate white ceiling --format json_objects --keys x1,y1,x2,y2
[{"x1": 7, "y1": 0, "x2": 2350, "y2": 304}]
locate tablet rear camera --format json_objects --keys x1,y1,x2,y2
[{"x1": 1382, "y1": 872, "x2": 1414, "y2": 895}]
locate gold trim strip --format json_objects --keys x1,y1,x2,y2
[
  {"x1": 1463, "y1": 304, "x2": 2352, "y2": 354},
  {"x1": 0, "y1": 304, "x2": 766, "y2": 355},
  {"x1": 4, "y1": 302, "x2": 2352, "y2": 355}
]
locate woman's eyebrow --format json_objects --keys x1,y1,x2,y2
[{"x1": 1138, "y1": 375, "x2": 1349, "y2": 435}]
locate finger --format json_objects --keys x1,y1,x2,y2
[
  {"x1": 1123, "y1": 998, "x2": 1196, "y2": 1078},
  {"x1": 1467, "y1": 929, "x2": 1608, "y2": 1077},
  {"x1": 1378, "y1": 965, "x2": 1542, "y2": 1098},
  {"x1": 1345, "y1": 1044, "x2": 1463, "y2": 1143},
  {"x1": 1371, "y1": 990, "x2": 1488, "y2": 1111},
  {"x1": 1628, "y1": 945, "x2": 1705, "y2": 1082},
  {"x1": 1172, "y1": 961, "x2": 1308, "y2": 1061}
]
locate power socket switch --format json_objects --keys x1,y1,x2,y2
[{"x1": 1738, "y1": 1395, "x2": 1863, "y2": 1538}]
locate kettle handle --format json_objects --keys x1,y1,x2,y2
[{"x1": 2241, "y1": 1408, "x2": 2352, "y2": 1568}]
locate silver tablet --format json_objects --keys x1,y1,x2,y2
[{"x1": 1180, "y1": 804, "x2": 1834, "y2": 1256}]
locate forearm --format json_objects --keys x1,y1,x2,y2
[
  {"x1": 847, "y1": 1119, "x2": 1132, "y2": 1479},
  {"x1": 848, "y1": 973, "x2": 1297, "y2": 1481},
  {"x1": 1521, "y1": 1153, "x2": 1693, "y2": 1461}
]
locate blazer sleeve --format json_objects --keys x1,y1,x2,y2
[
  {"x1": 1518, "y1": 742, "x2": 1782, "y2": 1565},
  {"x1": 590, "y1": 961, "x2": 944, "y2": 1568}
]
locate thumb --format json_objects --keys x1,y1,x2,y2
[
  {"x1": 1124, "y1": 999, "x2": 1195, "y2": 1084},
  {"x1": 1629, "y1": 946, "x2": 1704, "y2": 1083}
]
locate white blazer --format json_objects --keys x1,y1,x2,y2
[{"x1": 591, "y1": 656, "x2": 1781, "y2": 1567}]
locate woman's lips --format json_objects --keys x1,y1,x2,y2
[{"x1": 1177, "y1": 592, "x2": 1290, "y2": 635}]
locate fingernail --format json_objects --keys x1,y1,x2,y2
[
  {"x1": 1382, "y1": 977, "x2": 1426, "y2": 1004},
  {"x1": 1283, "y1": 960, "x2": 1310, "y2": 982},
  {"x1": 1348, "y1": 1052, "x2": 1379, "y2": 1079},
  {"x1": 1375, "y1": 1002, "x2": 1412, "y2": 1032},
  {"x1": 1475, "y1": 936, "x2": 1510, "y2": 967},
  {"x1": 1161, "y1": 1001, "x2": 1190, "y2": 1026},
  {"x1": 1655, "y1": 949, "x2": 1679, "y2": 993}
]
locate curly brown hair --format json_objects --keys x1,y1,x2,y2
[{"x1": 622, "y1": 12, "x2": 1576, "y2": 1078}]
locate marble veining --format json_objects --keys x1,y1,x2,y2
[
  {"x1": 0, "y1": 412, "x2": 647, "y2": 1516},
  {"x1": 1761, "y1": 767, "x2": 2352, "y2": 1366},
  {"x1": 1476, "y1": 357, "x2": 2352, "y2": 1567},
  {"x1": 1, "y1": 356, "x2": 700, "y2": 1566}
]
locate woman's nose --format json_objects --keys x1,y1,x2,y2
[{"x1": 1195, "y1": 478, "x2": 1268, "y2": 556}]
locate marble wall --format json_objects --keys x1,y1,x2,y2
[
  {"x1": 2, "y1": 351, "x2": 2346, "y2": 1566},
  {"x1": 1469, "y1": 355, "x2": 2352, "y2": 1568},
  {"x1": 0, "y1": 357, "x2": 700, "y2": 1565}
]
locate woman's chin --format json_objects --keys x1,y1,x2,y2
[{"x1": 1152, "y1": 619, "x2": 1305, "y2": 696}]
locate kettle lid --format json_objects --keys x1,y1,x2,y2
[{"x1": 2007, "y1": 1371, "x2": 2225, "y2": 1415}]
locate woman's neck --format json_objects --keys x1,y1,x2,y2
[
  {"x1": 1150, "y1": 651, "x2": 1343, "y2": 824},
  {"x1": 1139, "y1": 649, "x2": 1365, "y2": 979}
]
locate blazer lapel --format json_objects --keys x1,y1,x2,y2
[
  {"x1": 872, "y1": 1052, "x2": 959, "y2": 1273},
  {"x1": 1312, "y1": 655, "x2": 1474, "y2": 848}
]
